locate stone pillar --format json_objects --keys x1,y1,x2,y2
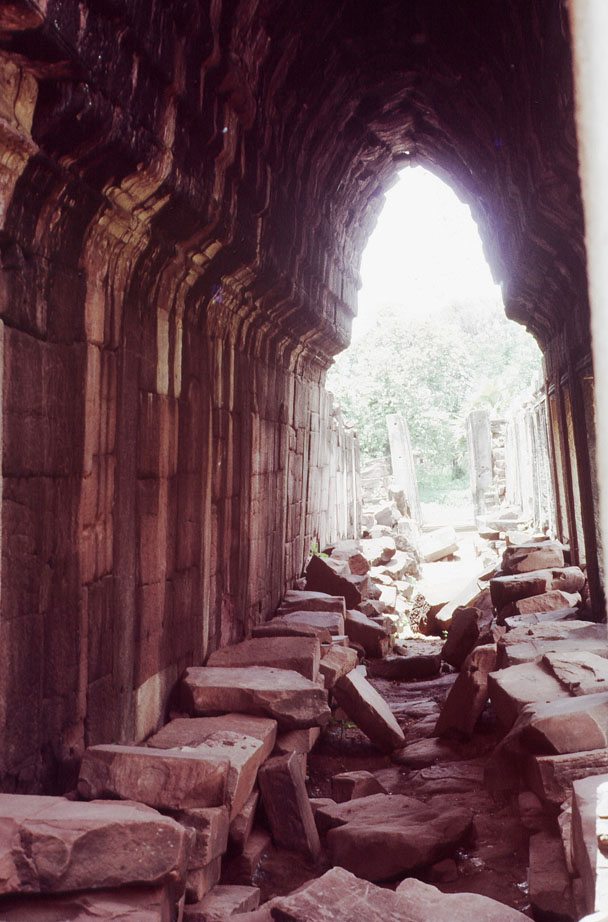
[
  {"x1": 385, "y1": 413, "x2": 422, "y2": 524},
  {"x1": 467, "y1": 409, "x2": 492, "y2": 517}
]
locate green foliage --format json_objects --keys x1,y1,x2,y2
[{"x1": 327, "y1": 299, "x2": 541, "y2": 479}]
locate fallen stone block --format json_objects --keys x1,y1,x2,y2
[
  {"x1": 420, "y1": 525, "x2": 458, "y2": 563},
  {"x1": 330, "y1": 770, "x2": 386, "y2": 802},
  {"x1": 148, "y1": 716, "x2": 276, "y2": 819},
  {"x1": 543, "y1": 651, "x2": 608, "y2": 696},
  {"x1": 497, "y1": 620, "x2": 607, "y2": 667},
  {"x1": 78, "y1": 744, "x2": 229, "y2": 811},
  {"x1": 277, "y1": 590, "x2": 346, "y2": 616},
  {"x1": 229, "y1": 791, "x2": 258, "y2": 854},
  {"x1": 221, "y1": 828, "x2": 271, "y2": 885},
  {"x1": 529, "y1": 830, "x2": 575, "y2": 920},
  {"x1": 435, "y1": 644, "x2": 497, "y2": 737},
  {"x1": 274, "y1": 726, "x2": 321, "y2": 755},
  {"x1": 571, "y1": 774, "x2": 608, "y2": 915},
  {"x1": 170, "y1": 806, "x2": 229, "y2": 869},
  {"x1": 257, "y1": 752, "x2": 320, "y2": 859},
  {"x1": 329, "y1": 539, "x2": 370, "y2": 575},
  {"x1": 0, "y1": 794, "x2": 190, "y2": 895},
  {"x1": 518, "y1": 791, "x2": 546, "y2": 832},
  {"x1": 251, "y1": 620, "x2": 331, "y2": 643},
  {"x1": 488, "y1": 661, "x2": 571, "y2": 732},
  {"x1": 406, "y1": 758, "x2": 486, "y2": 795},
  {"x1": 441, "y1": 607, "x2": 480, "y2": 668},
  {"x1": 498, "y1": 589, "x2": 581, "y2": 624},
  {"x1": 528, "y1": 749, "x2": 608, "y2": 805},
  {"x1": 206, "y1": 635, "x2": 320, "y2": 681},
  {"x1": 490, "y1": 566, "x2": 585, "y2": 610},
  {"x1": 319, "y1": 645, "x2": 358, "y2": 688},
  {"x1": 503, "y1": 608, "x2": 579, "y2": 630},
  {"x1": 344, "y1": 609, "x2": 389, "y2": 658},
  {"x1": 501, "y1": 540, "x2": 565, "y2": 574},
  {"x1": 181, "y1": 666, "x2": 331, "y2": 731},
  {"x1": 332, "y1": 669, "x2": 405, "y2": 752},
  {"x1": 378, "y1": 583, "x2": 398, "y2": 611},
  {"x1": 0, "y1": 886, "x2": 175, "y2": 921},
  {"x1": 367, "y1": 652, "x2": 441, "y2": 681},
  {"x1": 391, "y1": 737, "x2": 461, "y2": 769},
  {"x1": 360, "y1": 535, "x2": 396, "y2": 566},
  {"x1": 433, "y1": 579, "x2": 490, "y2": 632},
  {"x1": 317, "y1": 792, "x2": 471, "y2": 880},
  {"x1": 186, "y1": 856, "x2": 222, "y2": 903},
  {"x1": 305, "y1": 554, "x2": 363, "y2": 608},
  {"x1": 518, "y1": 693, "x2": 608, "y2": 754},
  {"x1": 183, "y1": 884, "x2": 260, "y2": 922},
  {"x1": 395, "y1": 876, "x2": 531, "y2": 921},
  {"x1": 273, "y1": 610, "x2": 345, "y2": 636}
]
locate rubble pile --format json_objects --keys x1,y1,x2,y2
[{"x1": 0, "y1": 531, "x2": 606, "y2": 921}]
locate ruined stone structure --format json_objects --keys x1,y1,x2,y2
[{"x1": 0, "y1": 0, "x2": 602, "y2": 797}]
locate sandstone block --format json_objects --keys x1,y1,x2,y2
[
  {"x1": 305, "y1": 554, "x2": 362, "y2": 608},
  {"x1": 181, "y1": 667, "x2": 331, "y2": 731},
  {"x1": 229, "y1": 791, "x2": 258, "y2": 853},
  {"x1": 0, "y1": 886, "x2": 174, "y2": 921},
  {"x1": 490, "y1": 566, "x2": 585, "y2": 610},
  {"x1": 184, "y1": 885, "x2": 260, "y2": 921},
  {"x1": 497, "y1": 620, "x2": 607, "y2": 667},
  {"x1": 571, "y1": 775, "x2": 608, "y2": 914},
  {"x1": 529, "y1": 830, "x2": 575, "y2": 920},
  {"x1": 0, "y1": 794, "x2": 190, "y2": 895},
  {"x1": 528, "y1": 749, "x2": 608, "y2": 805},
  {"x1": 273, "y1": 610, "x2": 344, "y2": 636},
  {"x1": 170, "y1": 806, "x2": 229, "y2": 869},
  {"x1": 78, "y1": 744, "x2": 229, "y2": 811},
  {"x1": 332, "y1": 669, "x2": 405, "y2": 752},
  {"x1": 440, "y1": 607, "x2": 480, "y2": 668},
  {"x1": 258, "y1": 752, "x2": 321, "y2": 859},
  {"x1": 498, "y1": 589, "x2": 581, "y2": 624},
  {"x1": 329, "y1": 540, "x2": 370, "y2": 575},
  {"x1": 435, "y1": 643, "x2": 497, "y2": 737},
  {"x1": 488, "y1": 662, "x2": 571, "y2": 732},
  {"x1": 501, "y1": 540, "x2": 565, "y2": 574},
  {"x1": 274, "y1": 726, "x2": 321, "y2": 755},
  {"x1": 264, "y1": 866, "x2": 400, "y2": 921},
  {"x1": 206, "y1": 636, "x2": 320, "y2": 681},
  {"x1": 221, "y1": 828, "x2": 271, "y2": 885},
  {"x1": 330, "y1": 770, "x2": 386, "y2": 802},
  {"x1": 543, "y1": 651, "x2": 608, "y2": 696},
  {"x1": 395, "y1": 877, "x2": 531, "y2": 921},
  {"x1": 518, "y1": 693, "x2": 608, "y2": 754},
  {"x1": 503, "y1": 608, "x2": 579, "y2": 630},
  {"x1": 252, "y1": 621, "x2": 331, "y2": 643},
  {"x1": 367, "y1": 652, "x2": 441, "y2": 681},
  {"x1": 344, "y1": 609, "x2": 389, "y2": 659},
  {"x1": 420, "y1": 526, "x2": 458, "y2": 563},
  {"x1": 277, "y1": 590, "x2": 346, "y2": 616},
  {"x1": 186, "y1": 856, "x2": 222, "y2": 903},
  {"x1": 319, "y1": 645, "x2": 358, "y2": 688},
  {"x1": 391, "y1": 737, "x2": 461, "y2": 768}
]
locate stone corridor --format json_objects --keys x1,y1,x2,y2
[{"x1": 1, "y1": 0, "x2": 608, "y2": 919}]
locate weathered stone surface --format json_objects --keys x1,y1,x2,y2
[
  {"x1": 528, "y1": 749, "x2": 608, "y2": 805},
  {"x1": 344, "y1": 609, "x2": 389, "y2": 659},
  {"x1": 319, "y1": 793, "x2": 471, "y2": 880},
  {"x1": 221, "y1": 829, "x2": 271, "y2": 886},
  {"x1": 517, "y1": 693, "x2": 608, "y2": 754},
  {"x1": 497, "y1": 620, "x2": 607, "y2": 667},
  {"x1": 503, "y1": 608, "x2": 579, "y2": 630},
  {"x1": 528, "y1": 830, "x2": 575, "y2": 920},
  {"x1": 433, "y1": 579, "x2": 490, "y2": 632},
  {"x1": 229, "y1": 792, "x2": 259, "y2": 854},
  {"x1": 490, "y1": 566, "x2": 585, "y2": 610},
  {"x1": 332, "y1": 670, "x2": 405, "y2": 752},
  {"x1": 78, "y1": 744, "x2": 229, "y2": 810},
  {"x1": 206, "y1": 636, "x2": 320, "y2": 681},
  {"x1": 181, "y1": 667, "x2": 331, "y2": 731},
  {"x1": 488, "y1": 662, "x2": 571, "y2": 732},
  {"x1": 330, "y1": 770, "x2": 386, "y2": 802},
  {"x1": 395, "y1": 877, "x2": 531, "y2": 921},
  {"x1": 171, "y1": 806, "x2": 229, "y2": 869},
  {"x1": 367, "y1": 652, "x2": 441, "y2": 681},
  {"x1": 501, "y1": 541, "x2": 565, "y2": 574},
  {"x1": 186, "y1": 857, "x2": 222, "y2": 903},
  {"x1": 273, "y1": 611, "x2": 345, "y2": 636},
  {"x1": 264, "y1": 866, "x2": 404, "y2": 921},
  {"x1": 435, "y1": 644, "x2": 497, "y2": 737},
  {"x1": 277, "y1": 591, "x2": 346, "y2": 617},
  {"x1": 184, "y1": 885, "x2": 260, "y2": 922},
  {"x1": 441, "y1": 607, "x2": 481, "y2": 668},
  {"x1": 407, "y1": 759, "x2": 486, "y2": 795},
  {"x1": 274, "y1": 727, "x2": 321, "y2": 755},
  {"x1": 571, "y1": 775, "x2": 608, "y2": 914},
  {"x1": 148, "y1": 718, "x2": 275, "y2": 819},
  {"x1": 252, "y1": 622, "x2": 332, "y2": 643},
  {"x1": 0, "y1": 886, "x2": 174, "y2": 921},
  {"x1": 305, "y1": 555, "x2": 363, "y2": 608},
  {"x1": 420, "y1": 526, "x2": 459, "y2": 563},
  {"x1": 360, "y1": 536, "x2": 396, "y2": 566},
  {"x1": 329, "y1": 540, "x2": 370, "y2": 575},
  {"x1": 498, "y1": 589, "x2": 581, "y2": 623},
  {"x1": 258, "y1": 752, "x2": 320, "y2": 858},
  {"x1": 391, "y1": 737, "x2": 461, "y2": 769},
  {"x1": 319, "y1": 646, "x2": 358, "y2": 688},
  {"x1": 0, "y1": 794, "x2": 190, "y2": 895},
  {"x1": 543, "y1": 651, "x2": 608, "y2": 696}
]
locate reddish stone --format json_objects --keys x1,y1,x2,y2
[
  {"x1": 332, "y1": 670, "x2": 405, "y2": 752},
  {"x1": 305, "y1": 555, "x2": 362, "y2": 609},
  {"x1": 206, "y1": 635, "x2": 321, "y2": 681},
  {"x1": 258, "y1": 752, "x2": 321, "y2": 859}
]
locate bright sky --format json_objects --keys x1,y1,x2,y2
[{"x1": 354, "y1": 166, "x2": 504, "y2": 338}]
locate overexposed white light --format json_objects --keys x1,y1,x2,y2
[{"x1": 354, "y1": 166, "x2": 503, "y2": 337}]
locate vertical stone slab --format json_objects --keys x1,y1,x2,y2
[
  {"x1": 258, "y1": 752, "x2": 321, "y2": 859},
  {"x1": 467, "y1": 409, "x2": 492, "y2": 517},
  {"x1": 386, "y1": 413, "x2": 422, "y2": 525}
]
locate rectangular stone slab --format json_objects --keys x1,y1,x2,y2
[
  {"x1": 528, "y1": 830, "x2": 574, "y2": 920},
  {"x1": 252, "y1": 621, "x2": 332, "y2": 643},
  {"x1": 277, "y1": 589, "x2": 346, "y2": 616},
  {"x1": 543, "y1": 651, "x2": 608, "y2": 696},
  {"x1": 344, "y1": 609, "x2": 389, "y2": 658},
  {"x1": 571, "y1": 774, "x2": 608, "y2": 913},
  {"x1": 488, "y1": 662, "x2": 571, "y2": 732},
  {"x1": 319, "y1": 646, "x2": 358, "y2": 689},
  {"x1": 497, "y1": 620, "x2": 607, "y2": 667},
  {"x1": 501, "y1": 541, "x2": 564, "y2": 574},
  {"x1": 498, "y1": 589, "x2": 581, "y2": 623},
  {"x1": 206, "y1": 636, "x2": 320, "y2": 681},
  {"x1": 490, "y1": 566, "x2": 585, "y2": 610},
  {"x1": 517, "y1": 693, "x2": 608, "y2": 754},
  {"x1": 435, "y1": 644, "x2": 497, "y2": 737},
  {"x1": 332, "y1": 669, "x2": 405, "y2": 752},
  {"x1": 229, "y1": 791, "x2": 259, "y2": 853},
  {"x1": 0, "y1": 885, "x2": 173, "y2": 921},
  {"x1": 274, "y1": 610, "x2": 345, "y2": 636},
  {"x1": 181, "y1": 666, "x2": 331, "y2": 731},
  {"x1": 0, "y1": 794, "x2": 190, "y2": 895},
  {"x1": 78, "y1": 744, "x2": 229, "y2": 810},
  {"x1": 185, "y1": 855, "x2": 222, "y2": 903},
  {"x1": 184, "y1": 885, "x2": 261, "y2": 922},
  {"x1": 258, "y1": 752, "x2": 321, "y2": 859},
  {"x1": 528, "y1": 749, "x2": 608, "y2": 805},
  {"x1": 148, "y1": 714, "x2": 276, "y2": 820},
  {"x1": 169, "y1": 806, "x2": 229, "y2": 869}
]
